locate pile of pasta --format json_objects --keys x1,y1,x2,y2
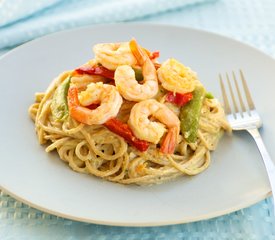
[{"x1": 29, "y1": 39, "x2": 231, "y2": 185}]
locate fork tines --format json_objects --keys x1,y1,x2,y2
[{"x1": 219, "y1": 70, "x2": 255, "y2": 118}]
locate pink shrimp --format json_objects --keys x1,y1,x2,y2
[
  {"x1": 68, "y1": 82, "x2": 122, "y2": 125},
  {"x1": 114, "y1": 39, "x2": 158, "y2": 102},
  {"x1": 128, "y1": 99, "x2": 180, "y2": 154}
]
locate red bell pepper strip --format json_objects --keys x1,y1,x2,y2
[
  {"x1": 104, "y1": 118, "x2": 149, "y2": 152},
  {"x1": 150, "y1": 51, "x2": 160, "y2": 60},
  {"x1": 75, "y1": 65, "x2": 115, "y2": 79},
  {"x1": 166, "y1": 92, "x2": 193, "y2": 107},
  {"x1": 142, "y1": 47, "x2": 160, "y2": 60}
]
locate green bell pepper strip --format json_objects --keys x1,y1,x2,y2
[
  {"x1": 50, "y1": 76, "x2": 71, "y2": 121},
  {"x1": 205, "y1": 92, "x2": 214, "y2": 99},
  {"x1": 133, "y1": 67, "x2": 143, "y2": 81},
  {"x1": 179, "y1": 86, "x2": 206, "y2": 143}
]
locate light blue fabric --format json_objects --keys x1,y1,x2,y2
[
  {"x1": 0, "y1": 0, "x2": 63, "y2": 27},
  {"x1": 0, "y1": 0, "x2": 214, "y2": 49},
  {"x1": 1, "y1": 0, "x2": 275, "y2": 239}
]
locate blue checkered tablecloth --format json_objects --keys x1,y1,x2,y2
[{"x1": 1, "y1": 0, "x2": 275, "y2": 239}]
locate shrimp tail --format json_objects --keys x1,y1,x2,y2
[
  {"x1": 68, "y1": 86, "x2": 79, "y2": 107},
  {"x1": 160, "y1": 127, "x2": 178, "y2": 154},
  {"x1": 129, "y1": 38, "x2": 147, "y2": 65},
  {"x1": 67, "y1": 86, "x2": 89, "y2": 124}
]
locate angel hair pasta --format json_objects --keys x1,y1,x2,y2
[{"x1": 29, "y1": 39, "x2": 231, "y2": 185}]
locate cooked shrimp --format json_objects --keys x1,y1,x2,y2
[
  {"x1": 157, "y1": 58, "x2": 198, "y2": 94},
  {"x1": 114, "y1": 39, "x2": 158, "y2": 102},
  {"x1": 71, "y1": 74, "x2": 107, "y2": 90},
  {"x1": 93, "y1": 42, "x2": 136, "y2": 71},
  {"x1": 128, "y1": 99, "x2": 180, "y2": 154},
  {"x1": 68, "y1": 82, "x2": 122, "y2": 125}
]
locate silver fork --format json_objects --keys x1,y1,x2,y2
[{"x1": 219, "y1": 70, "x2": 275, "y2": 206}]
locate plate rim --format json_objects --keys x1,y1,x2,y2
[
  {"x1": 2, "y1": 22, "x2": 275, "y2": 63},
  {"x1": 0, "y1": 185, "x2": 270, "y2": 226}
]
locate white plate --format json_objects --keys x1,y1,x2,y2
[{"x1": 0, "y1": 24, "x2": 273, "y2": 226}]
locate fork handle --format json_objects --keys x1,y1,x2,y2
[{"x1": 247, "y1": 128, "x2": 275, "y2": 202}]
